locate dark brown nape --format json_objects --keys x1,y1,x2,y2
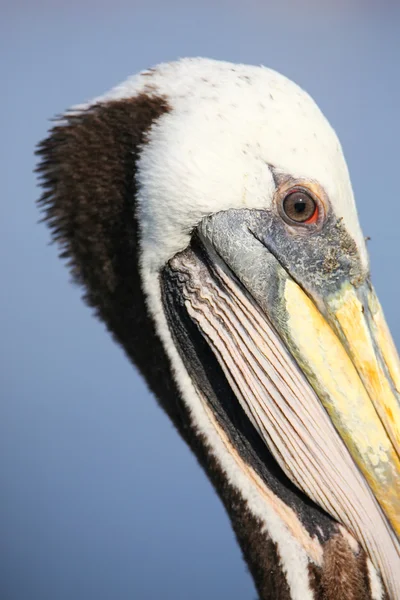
[
  {"x1": 35, "y1": 93, "x2": 381, "y2": 600},
  {"x1": 36, "y1": 93, "x2": 293, "y2": 599},
  {"x1": 36, "y1": 94, "x2": 175, "y2": 420}
]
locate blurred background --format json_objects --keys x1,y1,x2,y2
[{"x1": 2, "y1": 1, "x2": 400, "y2": 599}]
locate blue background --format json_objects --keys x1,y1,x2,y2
[{"x1": 2, "y1": 2, "x2": 400, "y2": 598}]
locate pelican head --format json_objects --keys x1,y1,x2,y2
[{"x1": 37, "y1": 58, "x2": 400, "y2": 600}]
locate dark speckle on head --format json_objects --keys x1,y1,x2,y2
[{"x1": 142, "y1": 68, "x2": 156, "y2": 77}]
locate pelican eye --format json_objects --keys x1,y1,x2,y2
[{"x1": 282, "y1": 190, "x2": 318, "y2": 224}]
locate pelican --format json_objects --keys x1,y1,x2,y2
[{"x1": 36, "y1": 58, "x2": 400, "y2": 599}]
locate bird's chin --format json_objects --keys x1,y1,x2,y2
[{"x1": 161, "y1": 208, "x2": 400, "y2": 566}]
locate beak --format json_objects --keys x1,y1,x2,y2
[
  {"x1": 165, "y1": 206, "x2": 400, "y2": 595},
  {"x1": 279, "y1": 276, "x2": 400, "y2": 538},
  {"x1": 194, "y1": 208, "x2": 400, "y2": 541}
]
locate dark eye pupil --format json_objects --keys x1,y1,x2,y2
[
  {"x1": 282, "y1": 191, "x2": 316, "y2": 223},
  {"x1": 294, "y1": 201, "x2": 306, "y2": 213}
]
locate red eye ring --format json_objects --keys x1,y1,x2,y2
[{"x1": 303, "y1": 205, "x2": 319, "y2": 224}]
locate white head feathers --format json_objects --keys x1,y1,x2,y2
[{"x1": 83, "y1": 57, "x2": 367, "y2": 272}]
